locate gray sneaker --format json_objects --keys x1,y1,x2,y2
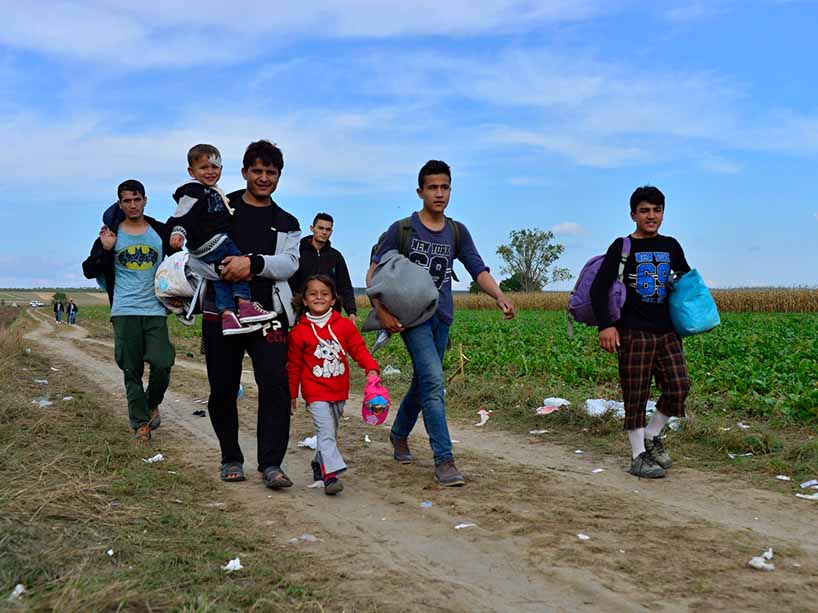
[
  {"x1": 390, "y1": 433, "x2": 415, "y2": 464},
  {"x1": 435, "y1": 459, "x2": 465, "y2": 486},
  {"x1": 645, "y1": 436, "x2": 672, "y2": 469},
  {"x1": 629, "y1": 451, "x2": 666, "y2": 478}
]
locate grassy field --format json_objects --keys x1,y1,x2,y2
[{"x1": 0, "y1": 309, "x2": 330, "y2": 611}]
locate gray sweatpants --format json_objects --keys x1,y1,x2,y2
[{"x1": 308, "y1": 401, "x2": 347, "y2": 476}]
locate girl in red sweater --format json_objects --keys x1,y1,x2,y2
[{"x1": 288, "y1": 275, "x2": 379, "y2": 495}]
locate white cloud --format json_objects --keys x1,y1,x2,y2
[
  {"x1": 550, "y1": 221, "x2": 584, "y2": 235},
  {"x1": 700, "y1": 153, "x2": 742, "y2": 174}
]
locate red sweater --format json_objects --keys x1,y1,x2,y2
[{"x1": 288, "y1": 311, "x2": 379, "y2": 403}]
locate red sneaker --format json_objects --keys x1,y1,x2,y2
[
  {"x1": 237, "y1": 301, "x2": 276, "y2": 323},
  {"x1": 222, "y1": 311, "x2": 262, "y2": 336}
]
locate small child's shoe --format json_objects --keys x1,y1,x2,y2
[
  {"x1": 222, "y1": 312, "x2": 262, "y2": 336},
  {"x1": 324, "y1": 473, "x2": 344, "y2": 495},
  {"x1": 237, "y1": 301, "x2": 276, "y2": 324}
]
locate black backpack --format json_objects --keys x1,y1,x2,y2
[{"x1": 371, "y1": 216, "x2": 462, "y2": 281}]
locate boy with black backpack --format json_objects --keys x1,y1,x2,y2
[
  {"x1": 590, "y1": 186, "x2": 691, "y2": 478},
  {"x1": 367, "y1": 160, "x2": 515, "y2": 486}
]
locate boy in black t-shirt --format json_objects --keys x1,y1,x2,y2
[{"x1": 590, "y1": 186, "x2": 691, "y2": 478}]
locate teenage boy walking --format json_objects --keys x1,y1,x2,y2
[
  {"x1": 191, "y1": 140, "x2": 301, "y2": 488},
  {"x1": 289, "y1": 213, "x2": 357, "y2": 322},
  {"x1": 368, "y1": 160, "x2": 515, "y2": 486},
  {"x1": 590, "y1": 186, "x2": 691, "y2": 478},
  {"x1": 82, "y1": 180, "x2": 176, "y2": 442}
]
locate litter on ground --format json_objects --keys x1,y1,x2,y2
[
  {"x1": 535, "y1": 405, "x2": 561, "y2": 415},
  {"x1": 592, "y1": 468, "x2": 605, "y2": 474},
  {"x1": 543, "y1": 397, "x2": 571, "y2": 407},
  {"x1": 775, "y1": 475, "x2": 791, "y2": 481},
  {"x1": 474, "y1": 409, "x2": 492, "y2": 427},
  {"x1": 585, "y1": 399, "x2": 658, "y2": 418},
  {"x1": 727, "y1": 452, "x2": 753, "y2": 459},
  {"x1": 106, "y1": 549, "x2": 114, "y2": 557},
  {"x1": 142, "y1": 453, "x2": 164, "y2": 464},
  {"x1": 8, "y1": 584, "x2": 25, "y2": 601},
  {"x1": 222, "y1": 557, "x2": 243, "y2": 572},
  {"x1": 50, "y1": 367, "x2": 59, "y2": 371},
  {"x1": 364, "y1": 434, "x2": 372, "y2": 444},
  {"x1": 382, "y1": 365, "x2": 401, "y2": 377},
  {"x1": 420, "y1": 501, "x2": 433, "y2": 508},
  {"x1": 737, "y1": 422, "x2": 751, "y2": 430},
  {"x1": 454, "y1": 523, "x2": 477, "y2": 530},
  {"x1": 747, "y1": 548, "x2": 774, "y2": 571},
  {"x1": 288, "y1": 534, "x2": 319, "y2": 543},
  {"x1": 800, "y1": 479, "x2": 818, "y2": 489},
  {"x1": 32, "y1": 398, "x2": 53, "y2": 408},
  {"x1": 529, "y1": 429, "x2": 549, "y2": 435},
  {"x1": 577, "y1": 533, "x2": 591, "y2": 541},
  {"x1": 574, "y1": 450, "x2": 584, "y2": 454},
  {"x1": 795, "y1": 492, "x2": 818, "y2": 501},
  {"x1": 33, "y1": 379, "x2": 48, "y2": 384},
  {"x1": 297, "y1": 436, "x2": 317, "y2": 449},
  {"x1": 307, "y1": 481, "x2": 324, "y2": 489},
  {"x1": 62, "y1": 396, "x2": 73, "y2": 401}
]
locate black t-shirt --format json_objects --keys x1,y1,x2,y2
[
  {"x1": 228, "y1": 195, "x2": 278, "y2": 310},
  {"x1": 590, "y1": 234, "x2": 690, "y2": 333}
]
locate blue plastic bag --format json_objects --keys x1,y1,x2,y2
[{"x1": 669, "y1": 269, "x2": 720, "y2": 337}]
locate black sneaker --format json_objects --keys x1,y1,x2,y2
[
  {"x1": 311, "y1": 461, "x2": 322, "y2": 482},
  {"x1": 629, "y1": 451, "x2": 666, "y2": 479},
  {"x1": 645, "y1": 436, "x2": 672, "y2": 469}
]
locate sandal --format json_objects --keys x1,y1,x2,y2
[
  {"x1": 220, "y1": 462, "x2": 246, "y2": 482},
  {"x1": 263, "y1": 466, "x2": 292, "y2": 489}
]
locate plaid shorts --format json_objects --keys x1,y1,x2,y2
[{"x1": 617, "y1": 328, "x2": 690, "y2": 430}]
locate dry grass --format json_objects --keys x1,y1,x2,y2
[
  {"x1": 0, "y1": 314, "x2": 331, "y2": 611},
  {"x1": 356, "y1": 288, "x2": 818, "y2": 313}
]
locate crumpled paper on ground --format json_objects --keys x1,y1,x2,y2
[
  {"x1": 382, "y1": 365, "x2": 401, "y2": 377},
  {"x1": 534, "y1": 397, "x2": 571, "y2": 415},
  {"x1": 142, "y1": 453, "x2": 164, "y2": 464},
  {"x1": 8, "y1": 584, "x2": 25, "y2": 601},
  {"x1": 748, "y1": 548, "x2": 774, "y2": 571},
  {"x1": 297, "y1": 436, "x2": 317, "y2": 449},
  {"x1": 577, "y1": 533, "x2": 591, "y2": 541},
  {"x1": 474, "y1": 409, "x2": 492, "y2": 427},
  {"x1": 222, "y1": 557, "x2": 243, "y2": 572},
  {"x1": 795, "y1": 492, "x2": 818, "y2": 501}
]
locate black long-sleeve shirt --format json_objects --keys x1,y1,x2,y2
[
  {"x1": 289, "y1": 237, "x2": 357, "y2": 316},
  {"x1": 590, "y1": 234, "x2": 690, "y2": 333},
  {"x1": 167, "y1": 181, "x2": 232, "y2": 256}
]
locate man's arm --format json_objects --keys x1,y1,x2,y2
[
  {"x1": 221, "y1": 229, "x2": 301, "y2": 283},
  {"x1": 335, "y1": 253, "x2": 357, "y2": 317},
  {"x1": 590, "y1": 239, "x2": 622, "y2": 353},
  {"x1": 474, "y1": 270, "x2": 515, "y2": 319}
]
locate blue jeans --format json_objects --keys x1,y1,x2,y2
[
  {"x1": 68, "y1": 311, "x2": 76, "y2": 324},
  {"x1": 391, "y1": 315, "x2": 453, "y2": 465},
  {"x1": 201, "y1": 238, "x2": 250, "y2": 313}
]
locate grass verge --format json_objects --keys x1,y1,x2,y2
[{"x1": 0, "y1": 310, "x2": 329, "y2": 611}]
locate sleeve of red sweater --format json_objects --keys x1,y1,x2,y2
[
  {"x1": 287, "y1": 325, "x2": 305, "y2": 399},
  {"x1": 342, "y1": 320, "x2": 379, "y2": 373}
]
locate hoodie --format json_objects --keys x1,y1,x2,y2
[
  {"x1": 288, "y1": 310, "x2": 378, "y2": 403},
  {"x1": 289, "y1": 236, "x2": 357, "y2": 316}
]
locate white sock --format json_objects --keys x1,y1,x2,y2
[
  {"x1": 628, "y1": 428, "x2": 646, "y2": 459},
  {"x1": 645, "y1": 411, "x2": 670, "y2": 440}
]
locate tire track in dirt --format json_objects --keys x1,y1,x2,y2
[{"x1": 24, "y1": 310, "x2": 818, "y2": 612}]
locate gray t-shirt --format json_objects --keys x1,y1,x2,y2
[
  {"x1": 372, "y1": 212, "x2": 488, "y2": 324},
  {"x1": 111, "y1": 226, "x2": 168, "y2": 317}
]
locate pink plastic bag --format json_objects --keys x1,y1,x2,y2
[{"x1": 362, "y1": 373, "x2": 391, "y2": 426}]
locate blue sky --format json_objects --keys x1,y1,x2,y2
[{"x1": 1, "y1": 0, "x2": 816, "y2": 289}]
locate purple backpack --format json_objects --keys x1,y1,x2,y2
[{"x1": 567, "y1": 237, "x2": 630, "y2": 336}]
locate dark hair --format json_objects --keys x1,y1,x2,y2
[
  {"x1": 188, "y1": 143, "x2": 221, "y2": 166},
  {"x1": 293, "y1": 274, "x2": 337, "y2": 318},
  {"x1": 630, "y1": 186, "x2": 665, "y2": 213},
  {"x1": 312, "y1": 212, "x2": 334, "y2": 226},
  {"x1": 242, "y1": 140, "x2": 284, "y2": 171},
  {"x1": 117, "y1": 179, "x2": 145, "y2": 200},
  {"x1": 418, "y1": 160, "x2": 451, "y2": 189}
]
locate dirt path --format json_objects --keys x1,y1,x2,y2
[{"x1": 24, "y1": 311, "x2": 818, "y2": 612}]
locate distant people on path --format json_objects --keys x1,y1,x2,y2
[
  {"x1": 53, "y1": 300, "x2": 64, "y2": 324},
  {"x1": 189, "y1": 140, "x2": 300, "y2": 488},
  {"x1": 167, "y1": 144, "x2": 277, "y2": 336},
  {"x1": 288, "y1": 275, "x2": 380, "y2": 495},
  {"x1": 289, "y1": 213, "x2": 358, "y2": 323},
  {"x1": 590, "y1": 186, "x2": 691, "y2": 479},
  {"x1": 82, "y1": 179, "x2": 177, "y2": 443},
  {"x1": 367, "y1": 160, "x2": 515, "y2": 486},
  {"x1": 66, "y1": 299, "x2": 78, "y2": 325}
]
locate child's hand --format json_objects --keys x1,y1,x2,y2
[
  {"x1": 365, "y1": 370, "x2": 379, "y2": 380},
  {"x1": 170, "y1": 233, "x2": 184, "y2": 249},
  {"x1": 290, "y1": 398, "x2": 297, "y2": 415}
]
